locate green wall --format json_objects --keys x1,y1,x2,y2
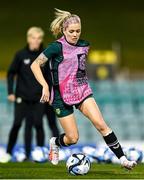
[{"x1": 0, "y1": 0, "x2": 144, "y2": 71}]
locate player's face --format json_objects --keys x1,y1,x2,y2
[
  {"x1": 27, "y1": 32, "x2": 43, "y2": 50},
  {"x1": 63, "y1": 23, "x2": 81, "y2": 45}
]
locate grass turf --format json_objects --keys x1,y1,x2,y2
[{"x1": 0, "y1": 162, "x2": 144, "y2": 179}]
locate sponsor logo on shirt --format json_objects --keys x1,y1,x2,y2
[{"x1": 55, "y1": 108, "x2": 61, "y2": 115}]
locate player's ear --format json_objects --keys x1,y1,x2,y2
[
  {"x1": 62, "y1": 28, "x2": 66, "y2": 35},
  {"x1": 62, "y1": 28, "x2": 66, "y2": 36}
]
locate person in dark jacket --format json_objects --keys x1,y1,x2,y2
[{"x1": 0, "y1": 27, "x2": 59, "y2": 163}]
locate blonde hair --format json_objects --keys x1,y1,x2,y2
[
  {"x1": 27, "y1": 27, "x2": 44, "y2": 38},
  {"x1": 50, "y1": 8, "x2": 81, "y2": 37}
]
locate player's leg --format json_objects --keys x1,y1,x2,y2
[
  {"x1": 48, "y1": 87, "x2": 78, "y2": 165},
  {"x1": 58, "y1": 113, "x2": 79, "y2": 145},
  {"x1": 79, "y1": 97, "x2": 137, "y2": 170},
  {"x1": 45, "y1": 104, "x2": 60, "y2": 137},
  {"x1": 49, "y1": 112, "x2": 79, "y2": 165}
]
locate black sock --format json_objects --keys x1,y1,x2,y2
[
  {"x1": 55, "y1": 133, "x2": 68, "y2": 147},
  {"x1": 103, "y1": 131, "x2": 124, "y2": 159}
]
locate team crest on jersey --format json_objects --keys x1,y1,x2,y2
[
  {"x1": 55, "y1": 108, "x2": 61, "y2": 115},
  {"x1": 23, "y1": 58, "x2": 31, "y2": 65}
]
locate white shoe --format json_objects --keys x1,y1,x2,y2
[
  {"x1": 49, "y1": 137, "x2": 59, "y2": 165},
  {"x1": 0, "y1": 153, "x2": 12, "y2": 163},
  {"x1": 120, "y1": 156, "x2": 137, "y2": 170}
]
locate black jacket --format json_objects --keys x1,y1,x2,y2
[{"x1": 7, "y1": 45, "x2": 44, "y2": 102}]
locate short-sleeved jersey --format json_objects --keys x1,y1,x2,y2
[
  {"x1": 43, "y1": 39, "x2": 89, "y2": 85},
  {"x1": 43, "y1": 42, "x2": 62, "y2": 85},
  {"x1": 43, "y1": 36, "x2": 92, "y2": 105}
]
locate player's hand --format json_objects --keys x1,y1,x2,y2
[
  {"x1": 7, "y1": 94, "x2": 16, "y2": 102},
  {"x1": 40, "y1": 84, "x2": 50, "y2": 103}
]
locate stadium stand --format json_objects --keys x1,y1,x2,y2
[{"x1": 0, "y1": 80, "x2": 144, "y2": 145}]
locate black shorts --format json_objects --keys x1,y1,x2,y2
[{"x1": 52, "y1": 86, "x2": 93, "y2": 118}]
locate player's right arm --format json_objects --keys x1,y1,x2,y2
[
  {"x1": 31, "y1": 53, "x2": 50, "y2": 103},
  {"x1": 31, "y1": 42, "x2": 61, "y2": 103}
]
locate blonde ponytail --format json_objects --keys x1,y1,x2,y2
[
  {"x1": 50, "y1": 8, "x2": 81, "y2": 37},
  {"x1": 50, "y1": 8, "x2": 71, "y2": 37}
]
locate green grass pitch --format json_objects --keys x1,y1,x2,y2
[{"x1": 0, "y1": 162, "x2": 144, "y2": 179}]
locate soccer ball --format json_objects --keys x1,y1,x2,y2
[
  {"x1": 31, "y1": 146, "x2": 48, "y2": 163},
  {"x1": 13, "y1": 148, "x2": 26, "y2": 162},
  {"x1": 66, "y1": 153, "x2": 91, "y2": 175},
  {"x1": 126, "y1": 148, "x2": 143, "y2": 163}
]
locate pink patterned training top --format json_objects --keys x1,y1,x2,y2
[{"x1": 56, "y1": 36, "x2": 93, "y2": 105}]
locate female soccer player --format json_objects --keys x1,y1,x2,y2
[{"x1": 31, "y1": 9, "x2": 136, "y2": 170}]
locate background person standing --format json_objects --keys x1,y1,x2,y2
[{"x1": 1, "y1": 27, "x2": 59, "y2": 162}]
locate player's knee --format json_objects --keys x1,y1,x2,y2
[{"x1": 67, "y1": 134, "x2": 79, "y2": 144}]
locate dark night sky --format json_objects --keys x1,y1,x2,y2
[{"x1": 0, "y1": 0, "x2": 144, "y2": 70}]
